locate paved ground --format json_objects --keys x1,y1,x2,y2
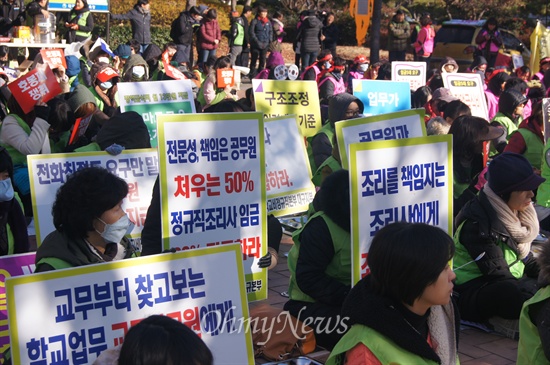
[{"x1": 256, "y1": 234, "x2": 519, "y2": 365}]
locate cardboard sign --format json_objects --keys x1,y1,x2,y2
[
  {"x1": 265, "y1": 115, "x2": 315, "y2": 216},
  {"x1": 8, "y1": 65, "x2": 62, "y2": 114},
  {"x1": 118, "y1": 80, "x2": 196, "y2": 148},
  {"x1": 349, "y1": 135, "x2": 453, "y2": 284},
  {"x1": 335, "y1": 109, "x2": 427, "y2": 169},
  {"x1": 216, "y1": 68, "x2": 235, "y2": 89},
  {"x1": 40, "y1": 49, "x2": 67, "y2": 70},
  {"x1": 0, "y1": 252, "x2": 36, "y2": 364},
  {"x1": 6, "y1": 244, "x2": 254, "y2": 364},
  {"x1": 352, "y1": 79, "x2": 411, "y2": 116},
  {"x1": 252, "y1": 79, "x2": 322, "y2": 137},
  {"x1": 442, "y1": 72, "x2": 488, "y2": 121},
  {"x1": 391, "y1": 61, "x2": 427, "y2": 91},
  {"x1": 157, "y1": 113, "x2": 267, "y2": 301},
  {"x1": 28, "y1": 149, "x2": 159, "y2": 246}
]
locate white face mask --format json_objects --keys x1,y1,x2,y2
[
  {"x1": 100, "y1": 81, "x2": 113, "y2": 90},
  {"x1": 0, "y1": 178, "x2": 14, "y2": 202},
  {"x1": 97, "y1": 57, "x2": 110, "y2": 64},
  {"x1": 324, "y1": 61, "x2": 332, "y2": 69},
  {"x1": 358, "y1": 64, "x2": 368, "y2": 72},
  {"x1": 96, "y1": 214, "x2": 134, "y2": 243}
]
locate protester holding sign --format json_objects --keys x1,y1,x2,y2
[
  {"x1": 453, "y1": 153, "x2": 543, "y2": 339},
  {"x1": 327, "y1": 222, "x2": 459, "y2": 365},
  {"x1": 285, "y1": 169, "x2": 351, "y2": 350},
  {"x1": 35, "y1": 166, "x2": 136, "y2": 272},
  {"x1": 197, "y1": 56, "x2": 234, "y2": 110}
]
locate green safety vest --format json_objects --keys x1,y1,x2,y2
[
  {"x1": 515, "y1": 128, "x2": 544, "y2": 169},
  {"x1": 311, "y1": 155, "x2": 341, "y2": 187},
  {"x1": 453, "y1": 221, "x2": 525, "y2": 285},
  {"x1": 306, "y1": 122, "x2": 334, "y2": 175},
  {"x1": 0, "y1": 114, "x2": 31, "y2": 166},
  {"x1": 326, "y1": 324, "x2": 439, "y2": 365},
  {"x1": 490, "y1": 113, "x2": 521, "y2": 157},
  {"x1": 536, "y1": 143, "x2": 550, "y2": 208},
  {"x1": 75, "y1": 11, "x2": 90, "y2": 38},
  {"x1": 36, "y1": 256, "x2": 73, "y2": 270},
  {"x1": 234, "y1": 21, "x2": 245, "y2": 46},
  {"x1": 287, "y1": 211, "x2": 351, "y2": 303},
  {"x1": 517, "y1": 285, "x2": 550, "y2": 364}
]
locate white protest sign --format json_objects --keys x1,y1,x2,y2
[
  {"x1": 265, "y1": 115, "x2": 315, "y2": 216},
  {"x1": 391, "y1": 61, "x2": 427, "y2": 91},
  {"x1": 28, "y1": 149, "x2": 159, "y2": 246},
  {"x1": 335, "y1": 109, "x2": 427, "y2": 169},
  {"x1": 6, "y1": 244, "x2": 254, "y2": 364},
  {"x1": 349, "y1": 135, "x2": 453, "y2": 284},
  {"x1": 442, "y1": 73, "x2": 488, "y2": 120},
  {"x1": 157, "y1": 113, "x2": 267, "y2": 301},
  {"x1": 118, "y1": 80, "x2": 196, "y2": 147}
]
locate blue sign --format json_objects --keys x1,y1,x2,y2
[{"x1": 352, "y1": 79, "x2": 411, "y2": 116}]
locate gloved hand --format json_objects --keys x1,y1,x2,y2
[{"x1": 257, "y1": 247, "x2": 278, "y2": 269}]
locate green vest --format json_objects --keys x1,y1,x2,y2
[
  {"x1": 36, "y1": 257, "x2": 73, "y2": 270},
  {"x1": 517, "y1": 285, "x2": 550, "y2": 364},
  {"x1": 453, "y1": 221, "x2": 525, "y2": 285},
  {"x1": 453, "y1": 176, "x2": 469, "y2": 200},
  {"x1": 490, "y1": 113, "x2": 521, "y2": 156},
  {"x1": 234, "y1": 22, "x2": 245, "y2": 46},
  {"x1": 515, "y1": 128, "x2": 543, "y2": 169},
  {"x1": 0, "y1": 114, "x2": 31, "y2": 166},
  {"x1": 306, "y1": 123, "x2": 334, "y2": 175},
  {"x1": 75, "y1": 11, "x2": 91, "y2": 38},
  {"x1": 287, "y1": 211, "x2": 351, "y2": 303},
  {"x1": 326, "y1": 324, "x2": 439, "y2": 365},
  {"x1": 537, "y1": 143, "x2": 550, "y2": 207},
  {"x1": 311, "y1": 155, "x2": 341, "y2": 187},
  {"x1": 74, "y1": 142, "x2": 101, "y2": 152}
]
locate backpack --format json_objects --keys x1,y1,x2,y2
[{"x1": 170, "y1": 14, "x2": 187, "y2": 42}]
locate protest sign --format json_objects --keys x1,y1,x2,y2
[
  {"x1": 0, "y1": 253, "x2": 36, "y2": 363},
  {"x1": 349, "y1": 135, "x2": 453, "y2": 284},
  {"x1": 352, "y1": 79, "x2": 411, "y2": 116},
  {"x1": 49, "y1": 0, "x2": 109, "y2": 11},
  {"x1": 6, "y1": 244, "x2": 254, "y2": 364},
  {"x1": 442, "y1": 72, "x2": 488, "y2": 120},
  {"x1": 216, "y1": 68, "x2": 235, "y2": 88},
  {"x1": 252, "y1": 79, "x2": 322, "y2": 137},
  {"x1": 8, "y1": 65, "x2": 62, "y2": 114},
  {"x1": 118, "y1": 80, "x2": 196, "y2": 147},
  {"x1": 264, "y1": 115, "x2": 315, "y2": 216},
  {"x1": 162, "y1": 51, "x2": 187, "y2": 80},
  {"x1": 40, "y1": 49, "x2": 67, "y2": 70},
  {"x1": 391, "y1": 61, "x2": 427, "y2": 91},
  {"x1": 28, "y1": 149, "x2": 159, "y2": 246},
  {"x1": 157, "y1": 113, "x2": 267, "y2": 301},
  {"x1": 335, "y1": 109, "x2": 427, "y2": 169}
]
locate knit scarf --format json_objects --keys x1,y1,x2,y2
[
  {"x1": 484, "y1": 185, "x2": 539, "y2": 258},
  {"x1": 258, "y1": 16, "x2": 269, "y2": 24}
]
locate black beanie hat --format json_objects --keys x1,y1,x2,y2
[
  {"x1": 488, "y1": 152, "x2": 545, "y2": 195},
  {"x1": 96, "y1": 111, "x2": 152, "y2": 150}
]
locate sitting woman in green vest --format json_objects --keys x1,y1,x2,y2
[
  {"x1": 327, "y1": 222, "x2": 459, "y2": 365},
  {"x1": 0, "y1": 147, "x2": 29, "y2": 256},
  {"x1": 284, "y1": 169, "x2": 351, "y2": 350},
  {"x1": 197, "y1": 56, "x2": 235, "y2": 111},
  {"x1": 448, "y1": 115, "x2": 504, "y2": 219},
  {"x1": 0, "y1": 96, "x2": 52, "y2": 217},
  {"x1": 517, "y1": 238, "x2": 550, "y2": 364},
  {"x1": 490, "y1": 89, "x2": 528, "y2": 154},
  {"x1": 35, "y1": 166, "x2": 136, "y2": 271},
  {"x1": 454, "y1": 152, "x2": 543, "y2": 338},
  {"x1": 504, "y1": 100, "x2": 544, "y2": 171},
  {"x1": 89, "y1": 63, "x2": 120, "y2": 117},
  {"x1": 64, "y1": 0, "x2": 94, "y2": 43}
]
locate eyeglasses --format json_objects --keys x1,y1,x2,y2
[{"x1": 345, "y1": 108, "x2": 361, "y2": 118}]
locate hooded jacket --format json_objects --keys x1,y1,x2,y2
[
  {"x1": 440, "y1": 57, "x2": 458, "y2": 73},
  {"x1": 111, "y1": 4, "x2": 151, "y2": 44},
  {"x1": 298, "y1": 15, "x2": 323, "y2": 53},
  {"x1": 491, "y1": 89, "x2": 527, "y2": 142},
  {"x1": 121, "y1": 54, "x2": 149, "y2": 82}
]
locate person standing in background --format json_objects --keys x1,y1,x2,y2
[
  {"x1": 321, "y1": 12, "x2": 338, "y2": 57},
  {"x1": 63, "y1": 0, "x2": 94, "y2": 43},
  {"x1": 111, "y1": 0, "x2": 151, "y2": 53},
  {"x1": 297, "y1": 9, "x2": 323, "y2": 70},
  {"x1": 387, "y1": 9, "x2": 410, "y2": 62}
]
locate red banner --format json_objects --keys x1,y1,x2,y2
[
  {"x1": 8, "y1": 65, "x2": 62, "y2": 114},
  {"x1": 40, "y1": 49, "x2": 67, "y2": 70}
]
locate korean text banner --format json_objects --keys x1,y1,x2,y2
[
  {"x1": 6, "y1": 244, "x2": 254, "y2": 365},
  {"x1": 8, "y1": 65, "x2": 62, "y2": 114},
  {"x1": 157, "y1": 113, "x2": 267, "y2": 301},
  {"x1": 118, "y1": 80, "x2": 196, "y2": 148},
  {"x1": 352, "y1": 79, "x2": 411, "y2": 116},
  {"x1": 252, "y1": 79, "x2": 322, "y2": 137},
  {"x1": 265, "y1": 115, "x2": 315, "y2": 216},
  {"x1": 0, "y1": 252, "x2": 36, "y2": 364},
  {"x1": 28, "y1": 149, "x2": 159, "y2": 246},
  {"x1": 442, "y1": 73, "x2": 488, "y2": 121},
  {"x1": 40, "y1": 49, "x2": 67, "y2": 70},
  {"x1": 48, "y1": 0, "x2": 109, "y2": 12},
  {"x1": 349, "y1": 135, "x2": 453, "y2": 284},
  {"x1": 391, "y1": 61, "x2": 427, "y2": 91},
  {"x1": 335, "y1": 109, "x2": 427, "y2": 169}
]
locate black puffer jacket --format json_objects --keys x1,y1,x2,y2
[
  {"x1": 298, "y1": 15, "x2": 323, "y2": 53},
  {"x1": 111, "y1": 5, "x2": 151, "y2": 44}
]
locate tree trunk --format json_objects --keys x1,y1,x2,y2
[{"x1": 370, "y1": 0, "x2": 382, "y2": 63}]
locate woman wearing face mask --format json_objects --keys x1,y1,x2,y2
[
  {"x1": 35, "y1": 166, "x2": 136, "y2": 272},
  {"x1": 318, "y1": 56, "x2": 347, "y2": 104},
  {"x1": 88, "y1": 62, "x2": 120, "y2": 117},
  {"x1": 0, "y1": 147, "x2": 29, "y2": 256},
  {"x1": 345, "y1": 55, "x2": 369, "y2": 93}
]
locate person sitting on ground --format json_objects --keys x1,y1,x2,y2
[
  {"x1": 346, "y1": 55, "x2": 368, "y2": 93},
  {"x1": 453, "y1": 152, "x2": 544, "y2": 339},
  {"x1": 327, "y1": 222, "x2": 459, "y2": 365},
  {"x1": 504, "y1": 100, "x2": 543, "y2": 170},
  {"x1": 88, "y1": 62, "x2": 120, "y2": 117},
  {"x1": 440, "y1": 56, "x2": 459, "y2": 74},
  {"x1": 35, "y1": 166, "x2": 136, "y2": 272},
  {"x1": 318, "y1": 56, "x2": 347, "y2": 104},
  {"x1": 490, "y1": 89, "x2": 527, "y2": 154},
  {"x1": 443, "y1": 99, "x2": 471, "y2": 125},
  {"x1": 197, "y1": 56, "x2": 235, "y2": 111},
  {"x1": 121, "y1": 53, "x2": 149, "y2": 82},
  {"x1": 300, "y1": 49, "x2": 332, "y2": 81},
  {"x1": 285, "y1": 169, "x2": 351, "y2": 350},
  {"x1": 485, "y1": 71, "x2": 510, "y2": 120}
]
